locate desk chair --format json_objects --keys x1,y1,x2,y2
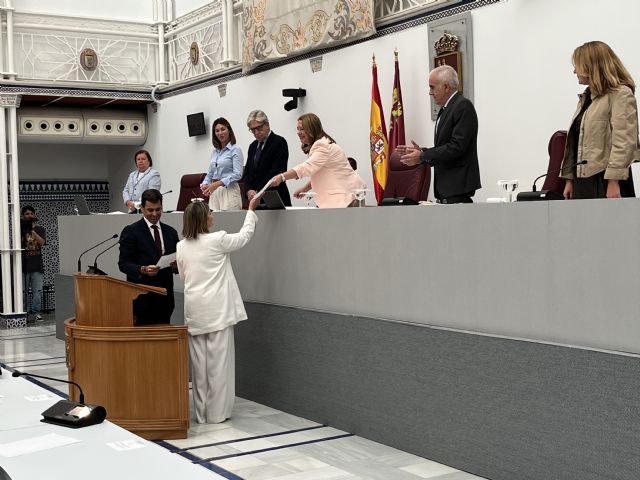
[
  {"x1": 176, "y1": 173, "x2": 209, "y2": 211},
  {"x1": 382, "y1": 150, "x2": 431, "y2": 203},
  {"x1": 541, "y1": 130, "x2": 568, "y2": 195}
]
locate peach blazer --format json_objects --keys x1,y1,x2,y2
[{"x1": 292, "y1": 137, "x2": 367, "y2": 208}]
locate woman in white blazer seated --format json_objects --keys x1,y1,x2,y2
[{"x1": 176, "y1": 196, "x2": 260, "y2": 424}]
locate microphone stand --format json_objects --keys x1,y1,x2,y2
[
  {"x1": 12, "y1": 370, "x2": 107, "y2": 428},
  {"x1": 517, "y1": 160, "x2": 587, "y2": 201},
  {"x1": 77, "y1": 234, "x2": 118, "y2": 272},
  {"x1": 88, "y1": 241, "x2": 119, "y2": 275}
]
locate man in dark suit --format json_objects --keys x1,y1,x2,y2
[
  {"x1": 243, "y1": 110, "x2": 291, "y2": 206},
  {"x1": 118, "y1": 189, "x2": 179, "y2": 324},
  {"x1": 398, "y1": 65, "x2": 481, "y2": 203}
]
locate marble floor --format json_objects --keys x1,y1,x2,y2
[{"x1": 0, "y1": 315, "x2": 486, "y2": 480}]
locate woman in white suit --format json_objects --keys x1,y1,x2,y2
[{"x1": 176, "y1": 196, "x2": 259, "y2": 424}]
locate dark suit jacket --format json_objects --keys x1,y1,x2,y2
[
  {"x1": 422, "y1": 93, "x2": 481, "y2": 199},
  {"x1": 243, "y1": 131, "x2": 292, "y2": 206},
  {"x1": 118, "y1": 218, "x2": 179, "y2": 324}
]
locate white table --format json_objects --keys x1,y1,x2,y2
[{"x1": 0, "y1": 368, "x2": 220, "y2": 480}]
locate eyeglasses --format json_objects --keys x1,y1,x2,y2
[{"x1": 248, "y1": 124, "x2": 266, "y2": 133}]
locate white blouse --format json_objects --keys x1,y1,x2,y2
[{"x1": 177, "y1": 211, "x2": 257, "y2": 335}]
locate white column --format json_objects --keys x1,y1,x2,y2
[
  {"x1": 0, "y1": 94, "x2": 22, "y2": 317},
  {"x1": 5, "y1": 3, "x2": 15, "y2": 79},
  {"x1": 155, "y1": 0, "x2": 167, "y2": 84},
  {"x1": 0, "y1": 105, "x2": 11, "y2": 313},
  {"x1": 0, "y1": 9, "x2": 5, "y2": 77},
  {"x1": 8, "y1": 99, "x2": 22, "y2": 312},
  {"x1": 224, "y1": 0, "x2": 238, "y2": 65}
]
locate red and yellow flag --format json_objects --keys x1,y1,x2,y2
[
  {"x1": 388, "y1": 50, "x2": 405, "y2": 154},
  {"x1": 370, "y1": 55, "x2": 388, "y2": 205}
]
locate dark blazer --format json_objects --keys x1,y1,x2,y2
[
  {"x1": 422, "y1": 92, "x2": 481, "y2": 200},
  {"x1": 118, "y1": 218, "x2": 179, "y2": 324},
  {"x1": 243, "y1": 131, "x2": 292, "y2": 206}
]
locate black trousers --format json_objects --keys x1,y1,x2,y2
[
  {"x1": 573, "y1": 170, "x2": 635, "y2": 199},
  {"x1": 438, "y1": 194, "x2": 474, "y2": 204}
]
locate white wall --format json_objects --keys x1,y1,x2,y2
[
  {"x1": 146, "y1": 0, "x2": 640, "y2": 203},
  {"x1": 174, "y1": 0, "x2": 211, "y2": 18}
]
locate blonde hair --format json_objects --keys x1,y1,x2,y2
[
  {"x1": 572, "y1": 41, "x2": 635, "y2": 96},
  {"x1": 182, "y1": 201, "x2": 210, "y2": 239},
  {"x1": 297, "y1": 113, "x2": 335, "y2": 154}
]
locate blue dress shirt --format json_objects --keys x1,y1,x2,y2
[{"x1": 203, "y1": 144, "x2": 244, "y2": 187}]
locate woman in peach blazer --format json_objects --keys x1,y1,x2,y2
[{"x1": 269, "y1": 113, "x2": 366, "y2": 208}]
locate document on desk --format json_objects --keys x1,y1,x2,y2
[
  {"x1": 107, "y1": 439, "x2": 147, "y2": 452},
  {"x1": 156, "y1": 253, "x2": 176, "y2": 269},
  {"x1": 24, "y1": 393, "x2": 57, "y2": 402},
  {"x1": 0, "y1": 433, "x2": 80, "y2": 458}
]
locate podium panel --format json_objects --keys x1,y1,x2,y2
[
  {"x1": 67, "y1": 273, "x2": 187, "y2": 440},
  {"x1": 74, "y1": 273, "x2": 166, "y2": 327},
  {"x1": 65, "y1": 319, "x2": 189, "y2": 439}
]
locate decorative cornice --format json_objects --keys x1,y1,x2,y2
[
  {"x1": 14, "y1": 12, "x2": 157, "y2": 36},
  {"x1": 165, "y1": 2, "x2": 223, "y2": 35},
  {"x1": 0, "y1": 84, "x2": 151, "y2": 102}
]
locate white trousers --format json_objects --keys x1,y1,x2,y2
[
  {"x1": 209, "y1": 182, "x2": 242, "y2": 211},
  {"x1": 188, "y1": 326, "x2": 235, "y2": 424}
]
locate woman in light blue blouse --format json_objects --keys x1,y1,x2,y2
[
  {"x1": 200, "y1": 118, "x2": 244, "y2": 211},
  {"x1": 122, "y1": 149, "x2": 161, "y2": 212}
]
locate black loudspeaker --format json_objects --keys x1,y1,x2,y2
[{"x1": 186, "y1": 112, "x2": 206, "y2": 137}]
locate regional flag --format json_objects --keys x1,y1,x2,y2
[
  {"x1": 388, "y1": 51, "x2": 405, "y2": 154},
  {"x1": 370, "y1": 56, "x2": 388, "y2": 205}
]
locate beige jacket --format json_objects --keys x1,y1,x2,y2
[{"x1": 560, "y1": 86, "x2": 640, "y2": 180}]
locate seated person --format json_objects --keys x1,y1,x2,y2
[{"x1": 122, "y1": 150, "x2": 161, "y2": 212}]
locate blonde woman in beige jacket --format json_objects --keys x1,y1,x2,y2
[{"x1": 561, "y1": 41, "x2": 639, "y2": 199}]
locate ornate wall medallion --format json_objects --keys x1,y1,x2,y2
[
  {"x1": 79, "y1": 48, "x2": 98, "y2": 71},
  {"x1": 190, "y1": 42, "x2": 200, "y2": 65}
]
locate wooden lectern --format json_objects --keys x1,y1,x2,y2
[{"x1": 65, "y1": 273, "x2": 189, "y2": 440}]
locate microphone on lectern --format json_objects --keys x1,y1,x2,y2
[
  {"x1": 88, "y1": 239, "x2": 120, "y2": 275},
  {"x1": 77, "y1": 234, "x2": 118, "y2": 272}
]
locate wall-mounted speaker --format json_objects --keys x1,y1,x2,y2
[
  {"x1": 18, "y1": 108, "x2": 147, "y2": 145},
  {"x1": 187, "y1": 112, "x2": 206, "y2": 137}
]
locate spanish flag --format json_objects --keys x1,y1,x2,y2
[{"x1": 370, "y1": 55, "x2": 388, "y2": 205}]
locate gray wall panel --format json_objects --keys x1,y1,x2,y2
[
  {"x1": 58, "y1": 199, "x2": 640, "y2": 353},
  {"x1": 236, "y1": 303, "x2": 640, "y2": 480}
]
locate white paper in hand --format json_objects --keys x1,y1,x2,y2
[
  {"x1": 254, "y1": 179, "x2": 274, "y2": 200},
  {"x1": 156, "y1": 253, "x2": 176, "y2": 269}
]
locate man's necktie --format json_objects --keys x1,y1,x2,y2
[
  {"x1": 254, "y1": 142, "x2": 263, "y2": 167},
  {"x1": 151, "y1": 224, "x2": 162, "y2": 255},
  {"x1": 435, "y1": 107, "x2": 445, "y2": 136}
]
